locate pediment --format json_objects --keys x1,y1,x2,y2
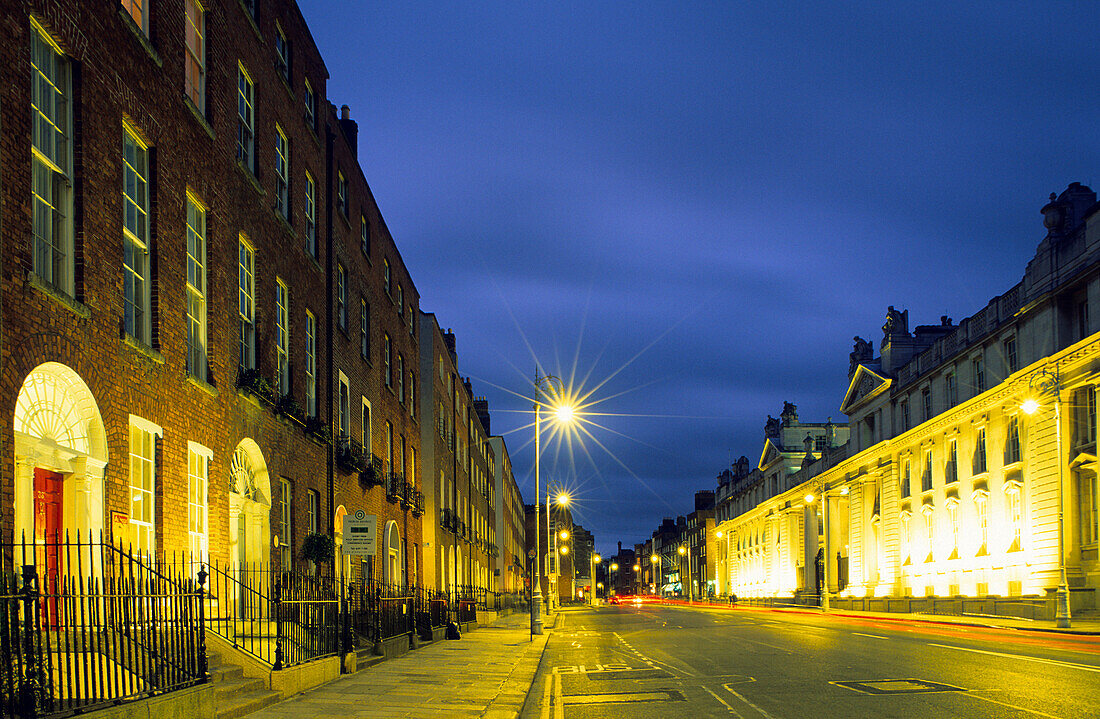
[
  {"x1": 841, "y1": 365, "x2": 892, "y2": 414},
  {"x1": 758, "y1": 438, "x2": 783, "y2": 470}
]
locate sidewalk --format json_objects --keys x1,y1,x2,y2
[{"x1": 247, "y1": 612, "x2": 552, "y2": 719}]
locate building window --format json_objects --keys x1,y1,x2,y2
[
  {"x1": 123, "y1": 125, "x2": 151, "y2": 344},
  {"x1": 398, "y1": 354, "x2": 405, "y2": 403},
  {"x1": 383, "y1": 259, "x2": 391, "y2": 296},
  {"x1": 1004, "y1": 416, "x2": 1021, "y2": 465},
  {"x1": 1004, "y1": 336, "x2": 1018, "y2": 375},
  {"x1": 975, "y1": 493, "x2": 989, "y2": 556},
  {"x1": 184, "y1": 0, "x2": 205, "y2": 111},
  {"x1": 922, "y1": 388, "x2": 932, "y2": 422},
  {"x1": 238, "y1": 238, "x2": 255, "y2": 369},
  {"x1": 336, "y1": 263, "x2": 346, "y2": 330},
  {"x1": 188, "y1": 443, "x2": 211, "y2": 564},
  {"x1": 122, "y1": 0, "x2": 147, "y2": 32},
  {"x1": 923, "y1": 507, "x2": 934, "y2": 563},
  {"x1": 409, "y1": 305, "x2": 415, "y2": 336},
  {"x1": 945, "y1": 440, "x2": 957, "y2": 484},
  {"x1": 900, "y1": 400, "x2": 909, "y2": 433},
  {"x1": 308, "y1": 490, "x2": 319, "y2": 535},
  {"x1": 186, "y1": 195, "x2": 207, "y2": 380},
  {"x1": 385, "y1": 421, "x2": 394, "y2": 471},
  {"x1": 397, "y1": 284, "x2": 404, "y2": 316},
  {"x1": 305, "y1": 172, "x2": 316, "y2": 255},
  {"x1": 973, "y1": 356, "x2": 985, "y2": 395},
  {"x1": 304, "y1": 80, "x2": 316, "y2": 129},
  {"x1": 1079, "y1": 474, "x2": 1098, "y2": 546},
  {"x1": 274, "y1": 24, "x2": 290, "y2": 82},
  {"x1": 337, "y1": 171, "x2": 347, "y2": 216},
  {"x1": 31, "y1": 21, "x2": 73, "y2": 295},
  {"x1": 901, "y1": 511, "x2": 911, "y2": 564},
  {"x1": 339, "y1": 374, "x2": 350, "y2": 437},
  {"x1": 973, "y1": 427, "x2": 987, "y2": 474},
  {"x1": 362, "y1": 398, "x2": 372, "y2": 454},
  {"x1": 1006, "y1": 485, "x2": 1023, "y2": 551},
  {"x1": 945, "y1": 371, "x2": 957, "y2": 408},
  {"x1": 1076, "y1": 291, "x2": 1090, "y2": 343},
  {"x1": 305, "y1": 311, "x2": 316, "y2": 417},
  {"x1": 274, "y1": 124, "x2": 289, "y2": 218},
  {"x1": 361, "y1": 215, "x2": 370, "y2": 255},
  {"x1": 384, "y1": 333, "x2": 392, "y2": 387},
  {"x1": 129, "y1": 417, "x2": 160, "y2": 556},
  {"x1": 922, "y1": 450, "x2": 932, "y2": 493},
  {"x1": 279, "y1": 478, "x2": 292, "y2": 568},
  {"x1": 903, "y1": 459, "x2": 911, "y2": 497},
  {"x1": 276, "y1": 279, "x2": 289, "y2": 395},
  {"x1": 1072, "y1": 386, "x2": 1096, "y2": 454},
  {"x1": 237, "y1": 64, "x2": 255, "y2": 171},
  {"x1": 409, "y1": 373, "x2": 415, "y2": 418},
  {"x1": 360, "y1": 299, "x2": 369, "y2": 359}
]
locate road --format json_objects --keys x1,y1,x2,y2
[{"x1": 525, "y1": 600, "x2": 1100, "y2": 718}]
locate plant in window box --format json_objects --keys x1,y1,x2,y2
[
  {"x1": 275, "y1": 394, "x2": 305, "y2": 424},
  {"x1": 237, "y1": 367, "x2": 273, "y2": 402},
  {"x1": 300, "y1": 533, "x2": 335, "y2": 575},
  {"x1": 304, "y1": 416, "x2": 331, "y2": 443}
]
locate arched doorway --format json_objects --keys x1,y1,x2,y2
[
  {"x1": 228, "y1": 440, "x2": 271, "y2": 570},
  {"x1": 384, "y1": 520, "x2": 403, "y2": 587},
  {"x1": 334, "y1": 505, "x2": 351, "y2": 580},
  {"x1": 13, "y1": 363, "x2": 108, "y2": 544}
]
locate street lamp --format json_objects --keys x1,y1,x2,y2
[
  {"x1": 590, "y1": 554, "x2": 601, "y2": 606},
  {"x1": 531, "y1": 370, "x2": 574, "y2": 637},
  {"x1": 1022, "y1": 365, "x2": 1071, "y2": 628},
  {"x1": 677, "y1": 545, "x2": 689, "y2": 601},
  {"x1": 650, "y1": 554, "x2": 660, "y2": 595},
  {"x1": 609, "y1": 562, "x2": 618, "y2": 596}
]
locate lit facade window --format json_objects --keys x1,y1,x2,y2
[
  {"x1": 947, "y1": 501, "x2": 959, "y2": 559},
  {"x1": 337, "y1": 171, "x2": 347, "y2": 216},
  {"x1": 122, "y1": 0, "x2": 147, "y2": 32},
  {"x1": 1006, "y1": 485, "x2": 1023, "y2": 551},
  {"x1": 238, "y1": 238, "x2": 255, "y2": 369},
  {"x1": 336, "y1": 263, "x2": 346, "y2": 330},
  {"x1": 237, "y1": 64, "x2": 255, "y2": 171},
  {"x1": 274, "y1": 24, "x2": 290, "y2": 82},
  {"x1": 305, "y1": 311, "x2": 316, "y2": 417},
  {"x1": 383, "y1": 258, "x2": 391, "y2": 296},
  {"x1": 360, "y1": 299, "x2": 369, "y2": 359},
  {"x1": 903, "y1": 459, "x2": 911, "y2": 497},
  {"x1": 276, "y1": 279, "x2": 289, "y2": 395},
  {"x1": 275, "y1": 124, "x2": 289, "y2": 217},
  {"x1": 973, "y1": 428, "x2": 987, "y2": 474},
  {"x1": 186, "y1": 195, "x2": 207, "y2": 380},
  {"x1": 1003, "y1": 336, "x2": 1018, "y2": 374},
  {"x1": 339, "y1": 375, "x2": 350, "y2": 437},
  {"x1": 123, "y1": 125, "x2": 151, "y2": 344},
  {"x1": 975, "y1": 493, "x2": 989, "y2": 555},
  {"x1": 304, "y1": 80, "x2": 316, "y2": 129},
  {"x1": 386, "y1": 421, "x2": 394, "y2": 471},
  {"x1": 361, "y1": 215, "x2": 370, "y2": 255},
  {"x1": 1004, "y1": 416, "x2": 1021, "y2": 465},
  {"x1": 31, "y1": 21, "x2": 73, "y2": 295},
  {"x1": 1080, "y1": 474, "x2": 1099, "y2": 546},
  {"x1": 409, "y1": 373, "x2": 415, "y2": 418},
  {"x1": 362, "y1": 398, "x2": 372, "y2": 453},
  {"x1": 901, "y1": 511, "x2": 912, "y2": 564},
  {"x1": 973, "y1": 356, "x2": 985, "y2": 394},
  {"x1": 305, "y1": 172, "x2": 316, "y2": 255},
  {"x1": 923, "y1": 507, "x2": 934, "y2": 563},
  {"x1": 184, "y1": 0, "x2": 205, "y2": 111},
  {"x1": 279, "y1": 478, "x2": 292, "y2": 568},
  {"x1": 398, "y1": 354, "x2": 405, "y2": 403},
  {"x1": 129, "y1": 417, "x2": 160, "y2": 557},
  {"x1": 384, "y1": 333, "x2": 392, "y2": 387},
  {"x1": 397, "y1": 284, "x2": 404, "y2": 317},
  {"x1": 945, "y1": 440, "x2": 957, "y2": 484},
  {"x1": 1073, "y1": 386, "x2": 1097, "y2": 453},
  {"x1": 308, "y1": 490, "x2": 319, "y2": 535},
  {"x1": 188, "y1": 443, "x2": 210, "y2": 564},
  {"x1": 922, "y1": 450, "x2": 932, "y2": 493}
]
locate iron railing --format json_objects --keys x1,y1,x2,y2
[{"x1": 0, "y1": 534, "x2": 205, "y2": 719}]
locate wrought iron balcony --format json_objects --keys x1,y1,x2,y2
[{"x1": 386, "y1": 472, "x2": 404, "y2": 503}]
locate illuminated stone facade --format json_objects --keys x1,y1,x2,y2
[{"x1": 717, "y1": 183, "x2": 1100, "y2": 615}]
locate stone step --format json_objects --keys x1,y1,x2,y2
[
  {"x1": 212, "y1": 674, "x2": 268, "y2": 701},
  {"x1": 214, "y1": 687, "x2": 282, "y2": 719}
]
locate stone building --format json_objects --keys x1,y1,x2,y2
[
  {"x1": 489, "y1": 435, "x2": 527, "y2": 596},
  {"x1": 718, "y1": 184, "x2": 1100, "y2": 616}
]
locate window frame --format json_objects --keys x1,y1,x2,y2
[
  {"x1": 238, "y1": 237, "x2": 255, "y2": 369},
  {"x1": 237, "y1": 63, "x2": 255, "y2": 171},
  {"x1": 129, "y1": 415, "x2": 162, "y2": 557},
  {"x1": 186, "y1": 193, "x2": 208, "y2": 381},
  {"x1": 304, "y1": 172, "x2": 316, "y2": 256},
  {"x1": 276, "y1": 278, "x2": 290, "y2": 396},
  {"x1": 305, "y1": 310, "x2": 316, "y2": 417},
  {"x1": 184, "y1": 0, "x2": 206, "y2": 111},
  {"x1": 187, "y1": 442, "x2": 212, "y2": 564},
  {"x1": 336, "y1": 263, "x2": 346, "y2": 330},
  {"x1": 274, "y1": 124, "x2": 289, "y2": 218},
  {"x1": 274, "y1": 23, "x2": 290, "y2": 83},
  {"x1": 123, "y1": 124, "x2": 152, "y2": 345}
]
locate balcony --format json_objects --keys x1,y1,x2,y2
[
  {"x1": 336, "y1": 435, "x2": 368, "y2": 473},
  {"x1": 411, "y1": 490, "x2": 425, "y2": 517},
  {"x1": 402, "y1": 482, "x2": 413, "y2": 509},
  {"x1": 441, "y1": 507, "x2": 456, "y2": 533},
  {"x1": 386, "y1": 472, "x2": 404, "y2": 503},
  {"x1": 359, "y1": 454, "x2": 384, "y2": 489}
]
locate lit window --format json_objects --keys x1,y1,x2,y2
[
  {"x1": 122, "y1": 0, "x2": 147, "y2": 33},
  {"x1": 276, "y1": 279, "x2": 289, "y2": 395},
  {"x1": 305, "y1": 172, "x2": 316, "y2": 255},
  {"x1": 923, "y1": 507, "x2": 934, "y2": 562},
  {"x1": 1079, "y1": 474, "x2": 1098, "y2": 546},
  {"x1": 386, "y1": 421, "x2": 394, "y2": 471},
  {"x1": 274, "y1": 24, "x2": 290, "y2": 82},
  {"x1": 945, "y1": 440, "x2": 957, "y2": 484},
  {"x1": 31, "y1": 21, "x2": 73, "y2": 295},
  {"x1": 973, "y1": 356, "x2": 985, "y2": 394},
  {"x1": 973, "y1": 428, "x2": 987, "y2": 474},
  {"x1": 238, "y1": 238, "x2": 255, "y2": 369},
  {"x1": 1004, "y1": 416, "x2": 1021, "y2": 465},
  {"x1": 408, "y1": 373, "x2": 415, "y2": 417},
  {"x1": 903, "y1": 459, "x2": 911, "y2": 496},
  {"x1": 275, "y1": 124, "x2": 289, "y2": 217},
  {"x1": 360, "y1": 299, "x2": 369, "y2": 359},
  {"x1": 947, "y1": 501, "x2": 959, "y2": 559},
  {"x1": 900, "y1": 511, "x2": 911, "y2": 564},
  {"x1": 184, "y1": 0, "x2": 205, "y2": 111},
  {"x1": 308, "y1": 490, "x2": 319, "y2": 535},
  {"x1": 362, "y1": 398, "x2": 372, "y2": 454},
  {"x1": 304, "y1": 80, "x2": 316, "y2": 129},
  {"x1": 186, "y1": 195, "x2": 208, "y2": 380},
  {"x1": 383, "y1": 259, "x2": 391, "y2": 296},
  {"x1": 361, "y1": 215, "x2": 370, "y2": 255},
  {"x1": 975, "y1": 493, "x2": 989, "y2": 555},
  {"x1": 129, "y1": 417, "x2": 161, "y2": 557},
  {"x1": 305, "y1": 311, "x2": 316, "y2": 417},
  {"x1": 237, "y1": 64, "x2": 255, "y2": 171},
  {"x1": 1003, "y1": 336, "x2": 1018, "y2": 374},
  {"x1": 384, "y1": 333, "x2": 392, "y2": 387},
  {"x1": 337, "y1": 171, "x2": 347, "y2": 216},
  {"x1": 398, "y1": 354, "x2": 405, "y2": 403},
  {"x1": 123, "y1": 125, "x2": 151, "y2": 344},
  {"x1": 1073, "y1": 386, "x2": 1096, "y2": 453},
  {"x1": 1006, "y1": 485, "x2": 1023, "y2": 551},
  {"x1": 336, "y1": 263, "x2": 346, "y2": 330},
  {"x1": 279, "y1": 478, "x2": 292, "y2": 568},
  {"x1": 922, "y1": 450, "x2": 932, "y2": 492},
  {"x1": 945, "y1": 371, "x2": 957, "y2": 408},
  {"x1": 339, "y1": 374, "x2": 350, "y2": 437},
  {"x1": 188, "y1": 443, "x2": 211, "y2": 565},
  {"x1": 397, "y1": 284, "x2": 404, "y2": 316}
]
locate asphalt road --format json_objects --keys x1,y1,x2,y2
[{"x1": 525, "y1": 601, "x2": 1100, "y2": 719}]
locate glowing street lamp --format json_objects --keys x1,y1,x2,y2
[
  {"x1": 531, "y1": 370, "x2": 575, "y2": 637},
  {"x1": 549, "y1": 491, "x2": 571, "y2": 613},
  {"x1": 590, "y1": 553, "x2": 602, "y2": 606}
]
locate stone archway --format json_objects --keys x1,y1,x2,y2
[
  {"x1": 384, "y1": 520, "x2": 402, "y2": 586},
  {"x1": 334, "y1": 505, "x2": 351, "y2": 580},
  {"x1": 13, "y1": 362, "x2": 108, "y2": 545},
  {"x1": 228, "y1": 440, "x2": 271, "y2": 569}
]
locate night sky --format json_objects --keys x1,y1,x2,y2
[{"x1": 299, "y1": 1, "x2": 1100, "y2": 554}]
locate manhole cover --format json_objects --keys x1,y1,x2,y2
[{"x1": 833, "y1": 679, "x2": 965, "y2": 695}]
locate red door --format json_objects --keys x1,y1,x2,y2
[{"x1": 34, "y1": 469, "x2": 63, "y2": 628}]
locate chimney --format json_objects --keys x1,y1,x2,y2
[
  {"x1": 443, "y1": 328, "x2": 456, "y2": 358},
  {"x1": 338, "y1": 104, "x2": 358, "y2": 156},
  {"x1": 473, "y1": 397, "x2": 491, "y2": 434}
]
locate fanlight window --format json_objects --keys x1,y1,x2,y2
[
  {"x1": 15, "y1": 364, "x2": 91, "y2": 454},
  {"x1": 231, "y1": 446, "x2": 258, "y2": 500}
]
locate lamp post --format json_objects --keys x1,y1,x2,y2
[
  {"x1": 1022, "y1": 365, "x2": 1072, "y2": 628},
  {"x1": 531, "y1": 370, "x2": 573, "y2": 637},
  {"x1": 590, "y1": 554, "x2": 601, "y2": 606},
  {"x1": 650, "y1": 554, "x2": 660, "y2": 595},
  {"x1": 678, "y1": 545, "x2": 687, "y2": 600},
  {"x1": 633, "y1": 563, "x2": 641, "y2": 595}
]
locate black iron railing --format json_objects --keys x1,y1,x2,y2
[{"x1": 0, "y1": 533, "x2": 205, "y2": 719}]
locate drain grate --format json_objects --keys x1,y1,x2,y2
[{"x1": 833, "y1": 679, "x2": 965, "y2": 695}]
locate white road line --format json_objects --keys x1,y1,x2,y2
[
  {"x1": 703, "y1": 685, "x2": 742, "y2": 717},
  {"x1": 723, "y1": 683, "x2": 780, "y2": 719},
  {"x1": 852, "y1": 632, "x2": 888, "y2": 640},
  {"x1": 928, "y1": 643, "x2": 1100, "y2": 673},
  {"x1": 964, "y1": 692, "x2": 1064, "y2": 719}
]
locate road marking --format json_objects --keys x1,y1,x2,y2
[
  {"x1": 964, "y1": 692, "x2": 1064, "y2": 719},
  {"x1": 703, "y1": 685, "x2": 742, "y2": 717},
  {"x1": 928, "y1": 643, "x2": 1100, "y2": 673},
  {"x1": 553, "y1": 672, "x2": 564, "y2": 719},
  {"x1": 852, "y1": 632, "x2": 888, "y2": 640},
  {"x1": 563, "y1": 690, "x2": 682, "y2": 705},
  {"x1": 723, "y1": 684, "x2": 779, "y2": 719}
]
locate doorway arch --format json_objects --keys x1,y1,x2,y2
[
  {"x1": 228, "y1": 440, "x2": 271, "y2": 569},
  {"x1": 384, "y1": 520, "x2": 403, "y2": 586}
]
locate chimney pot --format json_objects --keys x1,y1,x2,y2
[{"x1": 341, "y1": 104, "x2": 351, "y2": 120}]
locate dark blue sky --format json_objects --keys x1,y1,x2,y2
[{"x1": 299, "y1": 1, "x2": 1100, "y2": 553}]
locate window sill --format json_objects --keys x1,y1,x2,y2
[
  {"x1": 118, "y1": 8, "x2": 162, "y2": 67},
  {"x1": 274, "y1": 207, "x2": 296, "y2": 237},
  {"x1": 27, "y1": 271, "x2": 90, "y2": 319},
  {"x1": 123, "y1": 333, "x2": 164, "y2": 364},
  {"x1": 237, "y1": 161, "x2": 265, "y2": 197},
  {"x1": 187, "y1": 374, "x2": 219, "y2": 398},
  {"x1": 184, "y1": 97, "x2": 215, "y2": 141},
  {"x1": 238, "y1": 0, "x2": 263, "y2": 42},
  {"x1": 278, "y1": 72, "x2": 295, "y2": 103},
  {"x1": 305, "y1": 250, "x2": 322, "y2": 273}
]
